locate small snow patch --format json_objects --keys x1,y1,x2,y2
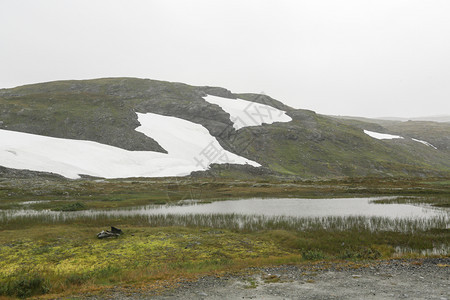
[
  {"x1": 364, "y1": 130, "x2": 438, "y2": 149},
  {"x1": 364, "y1": 130, "x2": 404, "y2": 140},
  {"x1": 204, "y1": 95, "x2": 292, "y2": 130},
  {"x1": 411, "y1": 138, "x2": 437, "y2": 149}
]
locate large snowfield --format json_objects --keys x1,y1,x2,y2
[
  {"x1": 0, "y1": 112, "x2": 260, "y2": 179},
  {"x1": 204, "y1": 95, "x2": 292, "y2": 130}
]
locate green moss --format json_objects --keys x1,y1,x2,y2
[
  {"x1": 53, "y1": 202, "x2": 87, "y2": 211},
  {"x1": 301, "y1": 249, "x2": 326, "y2": 260},
  {"x1": 0, "y1": 226, "x2": 289, "y2": 295},
  {"x1": 0, "y1": 211, "x2": 447, "y2": 297},
  {"x1": 1, "y1": 273, "x2": 50, "y2": 298}
]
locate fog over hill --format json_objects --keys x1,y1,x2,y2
[
  {"x1": 335, "y1": 115, "x2": 450, "y2": 123},
  {"x1": 378, "y1": 116, "x2": 450, "y2": 123}
]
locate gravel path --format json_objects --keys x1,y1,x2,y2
[{"x1": 83, "y1": 258, "x2": 449, "y2": 300}]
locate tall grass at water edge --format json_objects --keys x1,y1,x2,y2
[{"x1": 1, "y1": 212, "x2": 447, "y2": 233}]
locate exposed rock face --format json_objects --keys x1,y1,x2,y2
[
  {"x1": 199, "y1": 86, "x2": 235, "y2": 99},
  {"x1": 0, "y1": 166, "x2": 65, "y2": 179}
]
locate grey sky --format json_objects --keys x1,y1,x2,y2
[{"x1": 1, "y1": 0, "x2": 449, "y2": 118}]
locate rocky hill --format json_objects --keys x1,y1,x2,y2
[{"x1": 0, "y1": 77, "x2": 449, "y2": 179}]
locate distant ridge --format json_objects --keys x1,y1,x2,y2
[
  {"x1": 377, "y1": 115, "x2": 450, "y2": 123},
  {"x1": 331, "y1": 115, "x2": 450, "y2": 123}
]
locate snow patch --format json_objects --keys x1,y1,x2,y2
[
  {"x1": 0, "y1": 113, "x2": 260, "y2": 179},
  {"x1": 135, "y1": 112, "x2": 260, "y2": 168},
  {"x1": 204, "y1": 95, "x2": 292, "y2": 130},
  {"x1": 364, "y1": 130, "x2": 438, "y2": 149},
  {"x1": 411, "y1": 138, "x2": 437, "y2": 149},
  {"x1": 363, "y1": 130, "x2": 404, "y2": 140}
]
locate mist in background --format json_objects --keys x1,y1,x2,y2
[{"x1": 1, "y1": 0, "x2": 449, "y2": 118}]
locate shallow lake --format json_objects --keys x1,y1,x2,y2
[{"x1": 2, "y1": 197, "x2": 448, "y2": 220}]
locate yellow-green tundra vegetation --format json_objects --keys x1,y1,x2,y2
[
  {"x1": 0, "y1": 177, "x2": 448, "y2": 298},
  {"x1": 0, "y1": 224, "x2": 299, "y2": 298}
]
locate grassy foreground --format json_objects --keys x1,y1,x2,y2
[
  {"x1": 0, "y1": 177, "x2": 448, "y2": 298},
  {"x1": 0, "y1": 215, "x2": 448, "y2": 299}
]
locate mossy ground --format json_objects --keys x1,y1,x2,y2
[
  {"x1": 0, "y1": 225, "x2": 295, "y2": 298},
  {"x1": 0, "y1": 177, "x2": 448, "y2": 298},
  {"x1": 0, "y1": 222, "x2": 448, "y2": 298}
]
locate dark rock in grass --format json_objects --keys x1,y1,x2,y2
[
  {"x1": 97, "y1": 226, "x2": 123, "y2": 239},
  {"x1": 97, "y1": 231, "x2": 118, "y2": 239},
  {"x1": 110, "y1": 226, "x2": 123, "y2": 235}
]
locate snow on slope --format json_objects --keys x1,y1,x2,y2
[
  {"x1": 204, "y1": 95, "x2": 292, "y2": 130},
  {"x1": 135, "y1": 112, "x2": 260, "y2": 168},
  {"x1": 0, "y1": 113, "x2": 260, "y2": 179},
  {"x1": 411, "y1": 138, "x2": 438, "y2": 149},
  {"x1": 363, "y1": 130, "x2": 438, "y2": 149},
  {"x1": 363, "y1": 130, "x2": 404, "y2": 140}
]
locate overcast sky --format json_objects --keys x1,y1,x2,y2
[{"x1": 1, "y1": 0, "x2": 449, "y2": 118}]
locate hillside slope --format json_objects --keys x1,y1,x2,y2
[{"x1": 0, "y1": 78, "x2": 449, "y2": 179}]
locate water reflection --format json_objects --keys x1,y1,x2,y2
[
  {"x1": 1, "y1": 197, "x2": 447, "y2": 221},
  {"x1": 151, "y1": 197, "x2": 445, "y2": 218}
]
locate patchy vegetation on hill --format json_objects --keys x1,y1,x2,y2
[{"x1": 1, "y1": 77, "x2": 449, "y2": 178}]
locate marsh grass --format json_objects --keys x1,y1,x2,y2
[
  {"x1": 1, "y1": 176, "x2": 449, "y2": 298},
  {"x1": 371, "y1": 196, "x2": 450, "y2": 207},
  {"x1": 1, "y1": 176, "x2": 449, "y2": 211},
  {"x1": 0, "y1": 273, "x2": 50, "y2": 298},
  {"x1": 54, "y1": 202, "x2": 87, "y2": 211},
  {"x1": 1, "y1": 212, "x2": 447, "y2": 233},
  {"x1": 0, "y1": 213, "x2": 447, "y2": 298},
  {"x1": 1, "y1": 213, "x2": 447, "y2": 261},
  {"x1": 301, "y1": 249, "x2": 326, "y2": 260}
]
